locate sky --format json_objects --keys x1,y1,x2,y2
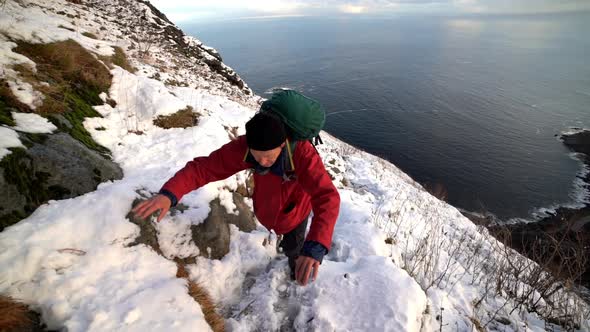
[{"x1": 148, "y1": 0, "x2": 590, "y2": 23}]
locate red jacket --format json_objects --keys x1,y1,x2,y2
[{"x1": 160, "y1": 135, "x2": 340, "y2": 250}]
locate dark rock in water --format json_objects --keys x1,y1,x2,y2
[
  {"x1": 561, "y1": 130, "x2": 590, "y2": 155},
  {"x1": 0, "y1": 133, "x2": 123, "y2": 231},
  {"x1": 127, "y1": 191, "x2": 256, "y2": 261}
]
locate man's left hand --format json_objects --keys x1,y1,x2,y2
[{"x1": 295, "y1": 256, "x2": 319, "y2": 286}]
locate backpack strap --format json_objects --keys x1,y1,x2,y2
[
  {"x1": 243, "y1": 147, "x2": 250, "y2": 162},
  {"x1": 285, "y1": 138, "x2": 296, "y2": 172},
  {"x1": 312, "y1": 134, "x2": 323, "y2": 146}
]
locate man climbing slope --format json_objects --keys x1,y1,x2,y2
[{"x1": 132, "y1": 90, "x2": 340, "y2": 286}]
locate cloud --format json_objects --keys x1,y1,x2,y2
[
  {"x1": 149, "y1": 0, "x2": 590, "y2": 22},
  {"x1": 339, "y1": 4, "x2": 368, "y2": 14}
]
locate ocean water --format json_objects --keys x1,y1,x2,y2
[{"x1": 182, "y1": 14, "x2": 590, "y2": 221}]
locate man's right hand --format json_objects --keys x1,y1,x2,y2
[{"x1": 131, "y1": 194, "x2": 171, "y2": 222}]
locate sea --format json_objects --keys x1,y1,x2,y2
[{"x1": 182, "y1": 13, "x2": 590, "y2": 222}]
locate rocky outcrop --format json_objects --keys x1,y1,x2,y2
[
  {"x1": 0, "y1": 133, "x2": 123, "y2": 231},
  {"x1": 561, "y1": 130, "x2": 590, "y2": 155},
  {"x1": 191, "y1": 192, "x2": 256, "y2": 259},
  {"x1": 27, "y1": 133, "x2": 122, "y2": 195},
  {"x1": 127, "y1": 191, "x2": 256, "y2": 261},
  {"x1": 133, "y1": 0, "x2": 248, "y2": 94},
  {"x1": 81, "y1": 0, "x2": 253, "y2": 103}
]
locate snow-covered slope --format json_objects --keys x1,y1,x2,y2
[{"x1": 0, "y1": 0, "x2": 589, "y2": 331}]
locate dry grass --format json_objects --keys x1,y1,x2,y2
[
  {"x1": 57, "y1": 24, "x2": 75, "y2": 32},
  {"x1": 15, "y1": 39, "x2": 111, "y2": 98},
  {"x1": 82, "y1": 31, "x2": 98, "y2": 39},
  {"x1": 110, "y1": 46, "x2": 135, "y2": 73},
  {"x1": 0, "y1": 295, "x2": 37, "y2": 332},
  {"x1": 176, "y1": 263, "x2": 225, "y2": 332},
  {"x1": 98, "y1": 46, "x2": 135, "y2": 73},
  {"x1": 13, "y1": 39, "x2": 111, "y2": 115},
  {"x1": 153, "y1": 106, "x2": 200, "y2": 129},
  {"x1": 11, "y1": 39, "x2": 112, "y2": 156},
  {"x1": 469, "y1": 316, "x2": 484, "y2": 332}
]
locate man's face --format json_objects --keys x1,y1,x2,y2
[{"x1": 250, "y1": 142, "x2": 285, "y2": 168}]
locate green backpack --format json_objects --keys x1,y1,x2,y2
[
  {"x1": 260, "y1": 89, "x2": 325, "y2": 146},
  {"x1": 259, "y1": 89, "x2": 325, "y2": 176}
]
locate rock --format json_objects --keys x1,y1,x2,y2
[
  {"x1": 191, "y1": 192, "x2": 256, "y2": 259},
  {"x1": 27, "y1": 133, "x2": 123, "y2": 196},
  {"x1": 49, "y1": 114, "x2": 73, "y2": 129},
  {"x1": 126, "y1": 198, "x2": 164, "y2": 255},
  {"x1": 0, "y1": 133, "x2": 122, "y2": 230},
  {"x1": 0, "y1": 168, "x2": 27, "y2": 224},
  {"x1": 561, "y1": 130, "x2": 590, "y2": 155},
  {"x1": 127, "y1": 191, "x2": 256, "y2": 261}
]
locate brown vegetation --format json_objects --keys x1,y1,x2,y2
[
  {"x1": 0, "y1": 295, "x2": 39, "y2": 332},
  {"x1": 487, "y1": 219, "x2": 589, "y2": 330},
  {"x1": 176, "y1": 263, "x2": 224, "y2": 332},
  {"x1": 153, "y1": 106, "x2": 200, "y2": 129},
  {"x1": 81, "y1": 31, "x2": 97, "y2": 39},
  {"x1": 13, "y1": 39, "x2": 111, "y2": 115},
  {"x1": 109, "y1": 46, "x2": 135, "y2": 73},
  {"x1": 9, "y1": 39, "x2": 112, "y2": 156},
  {"x1": 0, "y1": 80, "x2": 31, "y2": 126}
]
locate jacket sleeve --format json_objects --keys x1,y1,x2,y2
[
  {"x1": 160, "y1": 136, "x2": 250, "y2": 204},
  {"x1": 294, "y1": 142, "x2": 340, "y2": 251}
]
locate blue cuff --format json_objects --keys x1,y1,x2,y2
[
  {"x1": 159, "y1": 189, "x2": 178, "y2": 207},
  {"x1": 301, "y1": 241, "x2": 328, "y2": 264}
]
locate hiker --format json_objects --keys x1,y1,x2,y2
[{"x1": 132, "y1": 90, "x2": 340, "y2": 286}]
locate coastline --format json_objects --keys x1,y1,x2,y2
[{"x1": 469, "y1": 129, "x2": 590, "y2": 288}]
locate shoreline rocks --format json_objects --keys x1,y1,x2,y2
[{"x1": 476, "y1": 129, "x2": 590, "y2": 289}]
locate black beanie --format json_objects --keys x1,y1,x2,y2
[{"x1": 246, "y1": 112, "x2": 286, "y2": 151}]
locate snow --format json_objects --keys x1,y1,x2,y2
[
  {"x1": 0, "y1": 126, "x2": 24, "y2": 159},
  {"x1": 108, "y1": 68, "x2": 188, "y2": 130},
  {"x1": 0, "y1": 0, "x2": 589, "y2": 331},
  {"x1": 6, "y1": 77, "x2": 45, "y2": 110},
  {"x1": 303, "y1": 257, "x2": 427, "y2": 331},
  {"x1": 12, "y1": 112, "x2": 57, "y2": 133},
  {"x1": 0, "y1": 0, "x2": 114, "y2": 109}
]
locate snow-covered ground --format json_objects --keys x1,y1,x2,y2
[{"x1": 1, "y1": 0, "x2": 589, "y2": 331}]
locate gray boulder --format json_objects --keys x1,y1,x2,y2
[
  {"x1": 0, "y1": 133, "x2": 123, "y2": 230},
  {"x1": 27, "y1": 133, "x2": 123, "y2": 196}
]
